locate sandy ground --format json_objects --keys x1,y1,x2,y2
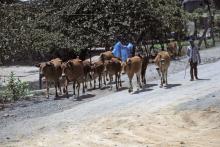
[{"x1": 1, "y1": 54, "x2": 220, "y2": 147}]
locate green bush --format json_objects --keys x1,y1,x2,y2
[{"x1": 0, "y1": 72, "x2": 29, "y2": 102}]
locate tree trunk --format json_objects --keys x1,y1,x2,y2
[{"x1": 207, "y1": 1, "x2": 215, "y2": 46}]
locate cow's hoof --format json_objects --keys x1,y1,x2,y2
[
  {"x1": 66, "y1": 94, "x2": 69, "y2": 99},
  {"x1": 77, "y1": 97, "x2": 82, "y2": 101},
  {"x1": 54, "y1": 97, "x2": 60, "y2": 100},
  {"x1": 160, "y1": 85, "x2": 163, "y2": 88},
  {"x1": 128, "y1": 89, "x2": 133, "y2": 93}
]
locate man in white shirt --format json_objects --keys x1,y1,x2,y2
[{"x1": 187, "y1": 39, "x2": 201, "y2": 81}]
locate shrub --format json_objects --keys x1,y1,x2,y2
[{"x1": 0, "y1": 72, "x2": 29, "y2": 102}]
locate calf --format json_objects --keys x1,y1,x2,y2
[
  {"x1": 154, "y1": 51, "x2": 170, "y2": 87},
  {"x1": 123, "y1": 56, "x2": 142, "y2": 93},
  {"x1": 105, "y1": 57, "x2": 122, "y2": 90},
  {"x1": 35, "y1": 58, "x2": 62, "y2": 99},
  {"x1": 62, "y1": 58, "x2": 85, "y2": 99},
  {"x1": 91, "y1": 60, "x2": 106, "y2": 89}
]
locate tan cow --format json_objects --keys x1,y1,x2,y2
[
  {"x1": 167, "y1": 42, "x2": 177, "y2": 58},
  {"x1": 154, "y1": 51, "x2": 170, "y2": 87},
  {"x1": 123, "y1": 56, "x2": 142, "y2": 93},
  {"x1": 35, "y1": 58, "x2": 62, "y2": 99},
  {"x1": 105, "y1": 57, "x2": 122, "y2": 90},
  {"x1": 62, "y1": 58, "x2": 85, "y2": 100},
  {"x1": 91, "y1": 60, "x2": 106, "y2": 89},
  {"x1": 100, "y1": 51, "x2": 114, "y2": 62},
  {"x1": 82, "y1": 60, "x2": 93, "y2": 89}
]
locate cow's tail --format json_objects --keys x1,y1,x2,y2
[{"x1": 127, "y1": 59, "x2": 132, "y2": 69}]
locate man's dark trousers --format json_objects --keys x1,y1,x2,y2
[{"x1": 190, "y1": 61, "x2": 198, "y2": 80}]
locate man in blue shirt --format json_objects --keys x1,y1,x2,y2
[{"x1": 112, "y1": 38, "x2": 134, "y2": 62}]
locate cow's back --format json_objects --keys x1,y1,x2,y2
[
  {"x1": 126, "y1": 56, "x2": 142, "y2": 74},
  {"x1": 100, "y1": 51, "x2": 114, "y2": 61},
  {"x1": 154, "y1": 51, "x2": 170, "y2": 68},
  {"x1": 106, "y1": 58, "x2": 122, "y2": 74}
]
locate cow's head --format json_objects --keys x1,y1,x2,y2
[
  {"x1": 121, "y1": 61, "x2": 127, "y2": 74},
  {"x1": 160, "y1": 59, "x2": 166, "y2": 65},
  {"x1": 35, "y1": 62, "x2": 53, "y2": 76}
]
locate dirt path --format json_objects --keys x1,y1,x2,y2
[
  {"x1": 0, "y1": 49, "x2": 220, "y2": 146},
  {"x1": 0, "y1": 46, "x2": 218, "y2": 128}
]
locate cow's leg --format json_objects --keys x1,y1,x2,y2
[
  {"x1": 84, "y1": 75, "x2": 87, "y2": 90},
  {"x1": 58, "y1": 81, "x2": 62, "y2": 95},
  {"x1": 160, "y1": 72, "x2": 164, "y2": 87},
  {"x1": 73, "y1": 81, "x2": 76, "y2": 95},
  {"x1": 90, "y1": 80, "x2": 92, "y2": 88},
  {"x1": 46, "y1": 80, "x2": 49, "y2": 99},
  {"x1": 64, "y1": 80, "x2": 69, "y2": 98},
  {"x1": 165, "y1": 70, "x2": 168, "y2": 86},
  {"x1": 141, "y1": 70, "x2": 146, "y2": 85},
  {"x1": 143, "y1": 71, "x2": 146, "y2": 85},
  {"x1": 138, "y1": 69, "x2": 143, "y2": 89},
  {"x1": 103, "y1": 73, "x2": 106, "y2": 86},
  {"x1": 99, "y1": 74, "x2": 102, "y2": 88},
  {"x1": 128, "y1": 74, "x2": 134, "y2": 93},
  {"x1": 109, "y1": 74, "x2": 112, "y2": 90},
  {"x1": 77, "y1": 82, "x2": 81, "y2": 100},
  {"x1": 82, "y1": 80, "x2": 85, "y2": 94},
  {"x1": 115, "y1": 74, "x2": 118, "y2": 91},
  {"x1": 106, "y1": 71, "x2": 109, "y2": 81},
  {"x1": 54, "y1": 81, "x2": 59, "y2": 99},
  {"x1": 94, "y1": 79, "x2": 96, "y2": 89},
  {"x1": 118, "y1": 73, "x2": 122, "y2": 87},
  {"x1": 136, "y1": 74, "x2": 142, "y2": 90}
]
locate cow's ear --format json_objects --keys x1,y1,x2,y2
[{"x1": 35, "y1": 63, "x2": 41, "y2": 67}]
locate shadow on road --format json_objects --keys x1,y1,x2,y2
[
  {"x1": 143, "y1": 84, "x2": 158, "y2": 88},
  {"x1": 79, "y1": 94, "x2": 96, "y2": 100},
  {"x1": 197, "y1": 78, "x2": 211, "y2": 81},
  {"x1": 133, "y1": 88, "x2": 153, "y2": 94},
  {"x1": 165, "y1": 84, "x2": 182, "y2": 89}
]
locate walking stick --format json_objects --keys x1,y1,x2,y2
[{"x1": 184, "y1": 61, "x2": 190, "y2": 79}]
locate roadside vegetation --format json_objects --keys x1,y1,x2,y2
[{"x1": 0, "y1": 72, "x2": 29, "y2": 104}]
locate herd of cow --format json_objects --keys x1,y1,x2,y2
[{"x1": 35, "y1": 51, "x2": 170, "y2": 100}]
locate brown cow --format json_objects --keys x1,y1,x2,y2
[
  {"x1": 62, "y1": 58, "x2": 85, "y2": 99},
  {"x1": 167, "y1": 42, "x2": 177, "y2": 58},
  {"x1": 154, "y1": 51, "x2": 170, "y2": 87},
  {"x1": 100, "y1": 51, "x2": 114, "y2": 62},
  {"x1": 91, "y1": 60, "x2": 106, "y2": 89},
  {"x1": 35, "y1": 58, "x2": 62, "y2": 99},
  {"x1": 123, "y1": 56, "x2": 142, "y2": 93},
  {"x1": 105, "y1": 57, "x2": 122, "y2": 90}
]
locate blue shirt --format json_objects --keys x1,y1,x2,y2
[
  {"x1": 112, "y1": 41, "x2": 122, "y2": 58},
  {"x1": 112, "y1": 42, "x2": 134, "y2": 62}
]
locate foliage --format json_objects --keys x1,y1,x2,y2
[
  {"x1": 0, "y1": 72, "x2": 29, "y2": 102},
  {"x1": 0, "y1": 0, "x2": 188, "y2": 64}
]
